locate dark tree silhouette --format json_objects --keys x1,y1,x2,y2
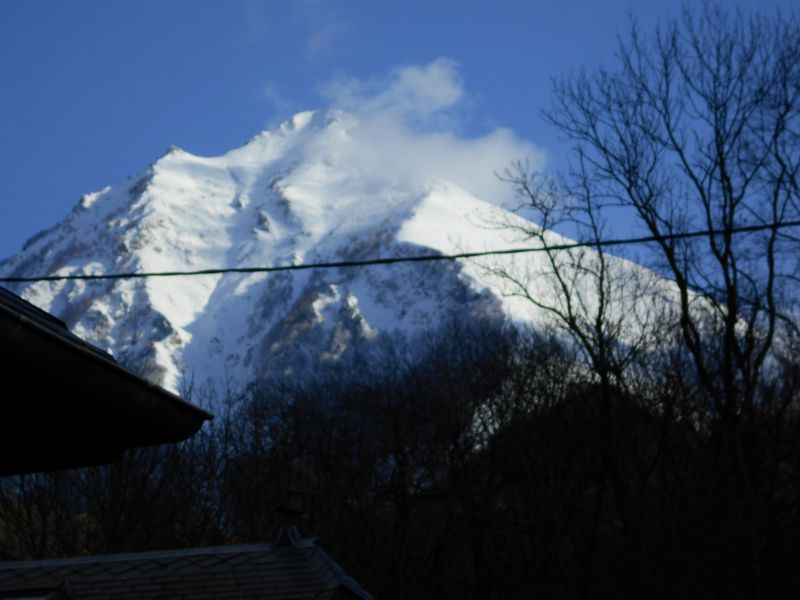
[{"x1": 495, "y1": 4, "x2": 800, "y2": 597}]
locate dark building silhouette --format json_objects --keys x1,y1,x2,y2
[
  {"x1": 0, "y1": 285, "x2": 212, "y2": 475},
  {"x1": 0, "y1": 286, "x2": 372, "y2": 599},
  {"x1": 0, "y1": 526, "x2": 372, "y2": 599}
]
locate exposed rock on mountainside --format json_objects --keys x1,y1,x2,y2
[{"x1": 0, "y1": 110, "x2": 661, "y2": 393}]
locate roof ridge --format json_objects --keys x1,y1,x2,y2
[{"x1": 0, "y1": 543, "x2": 283, "y2": 570}]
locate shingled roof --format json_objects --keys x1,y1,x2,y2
[{"x1": 0, "y1": 528, "x2": 373, "y2": 600}]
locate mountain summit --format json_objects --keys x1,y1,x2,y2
[{"x1": 0, "y1": 111, "x2": 631, "y2": 393}]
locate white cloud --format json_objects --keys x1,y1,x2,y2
[
  {"x1": 305, "y1": 19, "x2": 348, "y2": 60},
  {"x1": 319, "y1": 58, "x2": 464, "y2": 125},
  {"x1": 261, "y1": 81, "x2": 293, "y2": 114},
  {"x1": 288, "y1": 0, "x2": 349, "y2": 61},
  {"x1": 312, "y1": 59, "x2": 544, "y2": 207}
]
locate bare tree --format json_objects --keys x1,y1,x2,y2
[
  {"x1": 539, "y1": 3, "x2": 800, "y2": 416},
  {"x1": 494, "y1": 4, "x2": 800, "y2": 598},
  {"x1": 492, "y1": 160, "x2": 667, "y2": 394}
]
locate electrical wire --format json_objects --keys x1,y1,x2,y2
[{"x1": 1, "y1": 219, "x2": 799, "y2": 284}]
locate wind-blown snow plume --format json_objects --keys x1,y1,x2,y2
[
  {"x1": 0, "y1": 62, "x2": 670, "y2": 396},
  {"x1": 313, "y1": 58, "x2": 544, "y2": 206},
  {"x1": 319, "y1": 58, "x2": 465, "y2": 123}
]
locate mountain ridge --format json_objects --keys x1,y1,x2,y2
[{"x1": 0, "y1": 110, "x2": 653, "y2": 394}]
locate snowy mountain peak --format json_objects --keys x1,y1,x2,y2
[
  {"x1": 0, "y1": 111, "x2": 651, "y2": 395},
  {"x1": 162, "y1": 144, "x2": 186, "y2": 157}
]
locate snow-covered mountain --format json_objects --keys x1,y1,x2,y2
[{"x1": 0, "y1": 110, "x2": 660, "y2": 394}]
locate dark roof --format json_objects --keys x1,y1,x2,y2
[
  {"x1": 0, "y1": 529, "x2": 373, "y2": 600},
  {"x1": 0, "y1": 286, "x2": 212, "y2": 476}
]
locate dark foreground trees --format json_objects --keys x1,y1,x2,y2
[
  {"x1": 1, "y1": 320, "x2": 800, "y2": 599},
  {"x1": 490, "y1": 4, "x2": 800, "y2": 598},
  {"x1": 534, "y1": 3, "x2": 798, "y2": 402}
]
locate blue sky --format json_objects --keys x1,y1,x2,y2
[{"x1": 0, "y1": 0, "x2": 795, "y2": 261}]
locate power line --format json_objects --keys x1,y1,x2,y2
[{"x1": 2, "y1": 219, "x2": 799, "y2": 284}]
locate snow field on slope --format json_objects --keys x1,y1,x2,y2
[{"x1": 0, "y1": 109, "x2": 682, "y2": 394}]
